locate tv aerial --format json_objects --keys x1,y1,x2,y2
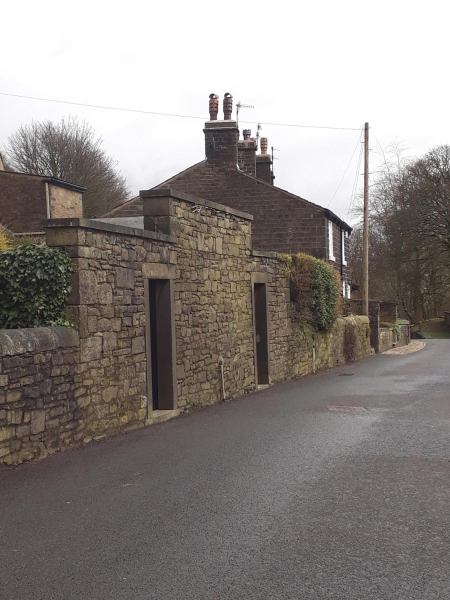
[{"x1": 236, "y1": 101, "x2": 254, "y2": 128}]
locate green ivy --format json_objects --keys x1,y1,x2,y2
[
  {"x1": 284, "y1": 252, "x2": 341, "y2": 331},
  {"x1": 0, "y1": 244, "x2": 74, "y2": 329}
]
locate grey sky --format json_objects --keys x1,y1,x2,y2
[{"x1": 1, "y1": 0, "x2": 449, "y2": 224}]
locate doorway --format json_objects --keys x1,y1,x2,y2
[
  {"x1": 253, "y1": 282, "x2": 269, "y2": 386},
  {"x1": 145, "y1": 278, "x2": 176, "y2": 412}
]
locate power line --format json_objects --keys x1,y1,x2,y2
[
  {"x1": 347, "y1": 135, "x2": 364, "y2": 222},
  {"x1": 0, "y1": 92, "x2": 362, "y2": 132},
  {"x1": 327, "y1": 129, "x2": 363, "y2": 208}
]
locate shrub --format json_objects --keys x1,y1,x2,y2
[
  {"x1": 284, "y1": 252, "x2": 341, "y2": 331},
  {"x1": 0, "y1": 244, "x2": 74, "y2": 329},
  {"x1": 0, "y1": 223, "x2": 13, "y2": 252}
]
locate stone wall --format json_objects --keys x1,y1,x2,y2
[
  {"x1": 0, "y1": 327, "x2": 79, "y2": 465},
  {"x1": 398, "y1": 322, "x2": 411, "y2": 347},
  {"x1": 1, "y1": 191, "x2": 372, "y2": 466},
  {"x1": 347, "y1": 299, "x2": 381, "y2": 352},
  {"x1": 379, "y1": 327, "x2": 395, "y2": 353}
]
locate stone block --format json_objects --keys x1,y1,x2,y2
[
  {"x1": 102, "y1": 387, "x2": 118, "y2": 403},
  {"x1": 6, "y1": 390, "x2": 22, "y2": 403},
  {"x1": 30, "y1": 410, "x2": 46, "y2": 434},
  {"x1": 98, "y1": 284, "x2": 113, "y2": 305},
  {"x1": 116, "y1": 267, "x2": 135, "y2": 290},
  {"x1": 103, "y1": 332, "x2": 118, "y2": 353},
  {"x1": 77, "y1": 269, "x2": 99, "y2": 305},
  {"x1": 131, "y1": 337, "x2": 145, "y2": 355},
  {"x1": 0, "y1": 446, "x2": 10, "y2": 458},
  {"x1": 0, "y1": 427, "x2": 15, "y2": 442},
  {"x1": 80, "y1": 337, "x2": 102, "y2": 362},
  {"x1": 0, "y1": 375, "x2": 8, "y2": 387},
  {"x1": 7, "y1": 410, "x2": 23, "y2": 425}
]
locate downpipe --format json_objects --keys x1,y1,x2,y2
[
  {"x1": 218, "y1": 358, "x2": 226, "y2": 401},
  {"x1": 312, "y1": 337, "x2": 316, "y2": 373}
]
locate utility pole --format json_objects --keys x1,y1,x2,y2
[{"x1": 362, "y1": 122, "x2": 369, "y2": 316}]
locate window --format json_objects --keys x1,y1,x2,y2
[
  {"x1": 346, "y1": 281, "x2": 351, "y2": 299},
  {"x1": 342, "y1": 230, "x2": 347, "y2": 266},
  {"x1": 328, "y1": 220, "x2": 335, "y2": 261}
]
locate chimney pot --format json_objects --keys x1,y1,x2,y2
[
  {"x1": 223, "y1": 93, "x2": 233, "y2": 120},
  {"x1": 243, "y1": 129, "x2": 251, "y2": 140},
  {"x1": 209, "y1": 93, "x2": 219, "y2": 120},
  {"x1": 260, "y1": 137, "x2": 268, "y2": 155}
]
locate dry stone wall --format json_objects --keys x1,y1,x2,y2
[{"x1": 1, "y1": 191, "x2": 372, "y2": 466}]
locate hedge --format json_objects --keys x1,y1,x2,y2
[
  {"x1": 284, "y1": 252, "x2": 341, "y2": 330},
  {"x1": 0, "y1": 244, "x2": 74, "y2": 329}
]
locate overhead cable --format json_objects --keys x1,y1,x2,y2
[{"x1": 0, "y1": 92, "x2": 362, "y2": 132}]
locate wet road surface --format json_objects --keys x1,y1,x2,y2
[{"x1": 1, "y1": 341, "x2": 449, "y2": 599}]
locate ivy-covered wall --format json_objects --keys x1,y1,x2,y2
[{"x1": 0, "y1": 244, "x2": 73, "y2": 329}]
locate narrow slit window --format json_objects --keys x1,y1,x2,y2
[
  {"x1": 342, "y1": 230, "x2": 347, "y2": 266},
  {"x1": 328, "y1": 220, "x2": 335, "y2": 261}
]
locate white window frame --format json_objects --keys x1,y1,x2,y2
[
  {"x1": 341, "y1": 230, "x2": 347, "y2": 266},
  {"x1": 328, "y1": 220, "x2": 335, "y2": 261}
]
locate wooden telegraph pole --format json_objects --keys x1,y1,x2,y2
[{"x1": 362, "y1": 122, "x2": 369, "y2": 316}]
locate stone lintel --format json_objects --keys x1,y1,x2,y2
[
  {"x1": 142, "y1": 263, "x2": 177, "y2": 280},
  {"x1": 139, "y1": 188, "x2": 254, "y2": 222},
  {"x1": 251, "y1": 272, "x2": 268, "y2": 284}
]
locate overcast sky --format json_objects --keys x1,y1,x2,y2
[{"x1": 2, "y1": 0, "x2": 449, "y2": 224}]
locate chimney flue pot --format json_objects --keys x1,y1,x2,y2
[
  {"x1": 260, "y1": 137, "x2": 268, "y2": 155},
  {"x1": 209, "y1": 93, "x2": 219, "y2": 121},
  {"x1": 223, "y1": 93, "x2": 233, "y2": 120},
  {"x1": 243, "y1": 129, "x2": 251, "y2": 140}
]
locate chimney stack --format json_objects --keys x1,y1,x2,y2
[
  {"x1": 238, "y1": 129, "x2": 257, "y2": 176},
  {"x1": 223, "y1": 93, "x2": 233, "y2": 120},
  {"x1": 256, "y1": 137, "x2": 274, "y2": 185},
  {"x1": 209, "y1": 93, "x2": 219, "y2": 121},
  {"x1": 204, "y1": 92, "x2": 238, "y2": 167}
]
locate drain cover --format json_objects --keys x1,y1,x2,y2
[
  {"x1": 327, "y1": 405, "x2": 367, "y2": 414},
  {"x1": 338, "y1": 373, "x2": 354, "y2": 376}
]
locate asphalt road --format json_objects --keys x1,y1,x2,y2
[{"x1": 1, "y1": 341, "x2": 450, "y2": 599}]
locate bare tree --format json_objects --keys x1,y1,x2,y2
[
  {"x1": 2, "y1": 117, "x2": 129, "y2": 217},
  {"x1": 350, "y1": 143, "x2": 450, "y2": 322}
]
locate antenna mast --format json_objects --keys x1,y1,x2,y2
[
  {"x1": 236, "y1": 101, "x2": 254, "y2": 128},
  {"x1": 271, "y1": 146, "x2": 280, "y2": 181}
]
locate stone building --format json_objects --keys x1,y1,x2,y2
[
  {"x1": 0, "y1": 188, "x2": 370, "y2": 465},
  {"x1": 104, "y1": 93, "x2": 352, "y2": 298},
  {"x1": 0, "y1": 170, "x2": 85, "y2": 234}
]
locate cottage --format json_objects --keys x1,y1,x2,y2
[{"x1": 104, "y1": 93, "x2": 352, "y2": 298}]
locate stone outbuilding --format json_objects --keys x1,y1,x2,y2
[
  {"x1": 1, "y1": 187, "x2": 370, "y2": 466},
  {"x1": 0, "y1": 169, "x2": 85, "y2": 235}
]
